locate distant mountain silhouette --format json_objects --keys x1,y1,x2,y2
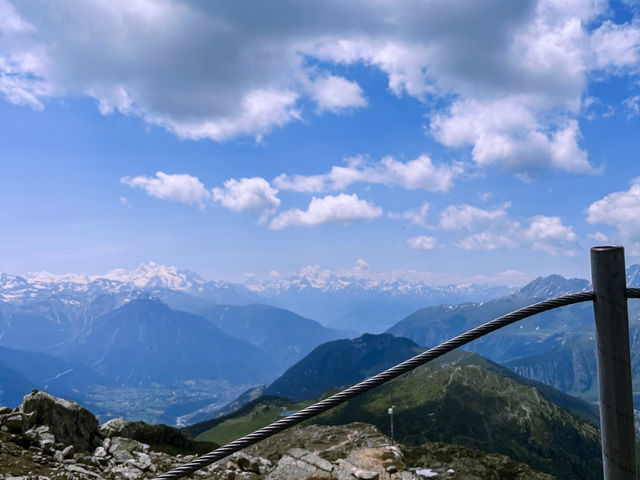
[{"x1": 65, "y1": 299, "x2": 279, "y2": 385}]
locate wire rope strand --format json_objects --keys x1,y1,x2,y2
[
  {"x1": 153, "y1": 290, "x2": 595, "y2": 480},
  {"x1": 626, "y1": 288, "x2": 640, "y2": 298}
]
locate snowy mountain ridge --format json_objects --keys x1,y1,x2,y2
[{"x1": 0, "y1": 263, "x2": 244, "y2": 304}]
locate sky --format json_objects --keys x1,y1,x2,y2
[{"x1": 1, "y1": 0, "x2": 640, "y2": 286}]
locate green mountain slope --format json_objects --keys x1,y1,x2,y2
[
  {"x1": 263, "y1": 333, "x2": 422, "y2": 401},
  {"x1": 314, "y1": 351, "x2": 601, "y2": 480},
  {"x1": 191, "y1": 348, "x2": 601, "y2": 479}
]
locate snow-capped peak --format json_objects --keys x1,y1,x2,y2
[
  {"x1": 101, "y1": 262, "x2": 207, "y2": 290},
  {"x1": 512, "y1": 274, "x2": 590, "y2": 299},
  {"x1": 26, "y1": 271, "x2": 92, "y2": 285}
]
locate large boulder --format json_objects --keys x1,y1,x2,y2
[
  {"x1": 100, "y1": 417, "x2": 195, "y2": 449},
  {"x1": 19, "y1": 389, "x2": 100, "y2": 451}
]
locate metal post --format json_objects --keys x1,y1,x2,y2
[
  {"x1": 591, "y1": 246, "x2": 637, "y2": 480},
  {"x1": 388, "y1": 406, "x2": 394, "y2": 445}
]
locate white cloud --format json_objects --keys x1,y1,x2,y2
[
  {"x1": 273, "y1": 173, "x2": 326, "y2": 193},
  {"x1": 269, "y1": 193, "x2": 382, "y2": 230},
  {"x1": 590, "y1": 19, "x2": 640, "y2": 71},
  {"x1": 588, "y1": 231, "x2": 611, "y2": 243},
  {"x1": 523, "y1": 215, "x2": 579, "y2": 255},
  {"x1": 212, "y1": 177, "x2": 280, "y2": 223},
  {"x1": 622, "y1": 95, "x2": 640, "y2": 117},
  {"x1": 0, "y1": 0, "x2": 635, "y2": 171},
  {"x1": 335, "y1": 258, "x2": 371, "y2": 278},
  {"x1": 121, "y1": 172, "x2": 210, "y2": 207},
  {"x1": 389, "y1": 203, "x2": 430, "y2": 228},
  {"x1": 407, "y1": 235, "x2": 438, "y2": 250},
  {"x1": 440, "y1": 203, "x2": 510, "y2": 230},
  {"x1": 119, "y1": 196, "x2": 132, "y2": 208},
  {"x1": 586, "y1": 178, "x2": 640, "y2": 248},
  {"x1": 457, "y1": 229, "x2": 521, "y2": 251},
  {"x1": 442, "y1": 202, "x2": 579, "y2": 255},
  {"x1": 307, "y1": 74, "x2": 367, "y2": 113},
  {"x1": 430, "y1": 100, "x2": 599, "y2": 174},
  {"x1": 0, "y1": 0, "x2": 33, "y2": 33},
  {"x1": 158, "y1": 89, "x2": 302, "y2": 142},
  {"x1": 274, "y1": 155, "x2": 462, "y2": 193}
]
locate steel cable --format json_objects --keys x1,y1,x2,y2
[
  {"x1": 153, "y1": 291, "x2": 595, "y2": 480},
  {"x1": 626, "y1": 288, "x2": 640, "y2": 298}
]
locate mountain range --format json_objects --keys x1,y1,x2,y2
[
  {"x1": 386, "y1": 274, "x2": 597, "y2": 364},
  {"x1": 246, "y1": 265, "x2": 514, "y2": 332},
  {"x1": 3, "y1": 260, "x2": 640, "y2": 427},
  {"x1": 1, "y1": 262, "x2": 515, "y2": 334}
]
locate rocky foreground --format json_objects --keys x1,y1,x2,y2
[{"x1": 1, "y1": 390, "x2": 555, "y2": 479}]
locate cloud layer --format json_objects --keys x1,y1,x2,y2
[{"x1": 2, "y1": 1, "x2": 639, "y2": 174}]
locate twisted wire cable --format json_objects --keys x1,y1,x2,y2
[
  {"x1": 626, "y1": 288, "x2": 640, "y2": 298},
  {"x1": 153, "y1": 291, "x2": 595, "y2": 480}
]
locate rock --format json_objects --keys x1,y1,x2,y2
[
  {"x1": 61, "y1": 445, "x2": 75, "y2": 459},
  {"x1": 231, "y1": 452, "x2": 272, "y2": 474},
  {"x1": 53, "y1": 450, "x2": 64, "y2": 462},
  {"x1": 131, "y1": 451, "x2": 152, "y2": 471},
  {"x1": 266, "y1": 448, "x2": 333, "y2": 480},
  {"x1": 353, "y1": 469, "x2": 379, "y2": 480},
  {"x1": 65, "y1": 464, "x2": 105, "y2": 479},
  {"x1": 0, "y1": 406, "x2": 12, "y2": 414},
  {"x1": 0, "y1": 413, "x2": 29, "y2": 433},
  {"x1": 93, "y1": 446, "x2": 107, "y2": 458},
  {"x1": 100, "y1": 416, "x2": 196, "y2": 449},
  {"x1": 19, "y1": 390, "x2": 100, "y2": 452},
  {"x1": 108, "y1": 436, "x2": 145, "y2": 464},
  {"x1": 386, "y1": 465, "x2": 398, "y2": 473},
  {"x1": 23, "y1": 425, "x2": 56, "y2": 452}
]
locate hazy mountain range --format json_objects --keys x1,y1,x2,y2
[
  {"x1": 2, "y1": 261, "x2": 640, "y2": 426},
  {"x1": 246, "y1": 266, "x2": 514, "y2": 332},
  {"x1": 1, "y1": 262, "x2": 514, "y2": 333}
]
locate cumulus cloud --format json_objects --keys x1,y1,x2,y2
[
  {"x1": 269, "y1": 193, "x2": 382, "y2": 229},
  {"x1": 407, "y1": 235, "x2": 438, "y2": 250},
  {"x1": 523, "y1": 215, "x2": 579, "y2": 255},
  {"x1": 389, "y1": 203, "x2": 430, "y2": 228},
  {"x1": 590, "y1": 19, "x2": 640, "y2": 71},
  {"x1": 440, "y1": 203, "x2": 510, "y2": 230},
  {"x1": 586, "y1": 178, "x2": 640, "y2": 248},
  {"x1": 307, "y1": 74, "x2": 367, "y2": 112},
  {"x1": 212, "y1": 177, "x2": 280, "y2": 223},
  {"x1": 430, "y1": 100, "x2": 598, "y2": 174},
  {"x1": 442, "y1": 202, "x2": 579, "y2": 255},
  {"x1": 121, "y1": 172, "x2": 211, "y2": 207},
  {"x1": 274, "y1": 155, "x2": 462, "y2": 193},
  {"x1": 1, "y1": 0, "x2": 637, "y2": 174}
]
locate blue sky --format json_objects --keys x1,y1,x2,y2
[{"x1": 1, "y1": 0, "x2": 640, "y2": 286}]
